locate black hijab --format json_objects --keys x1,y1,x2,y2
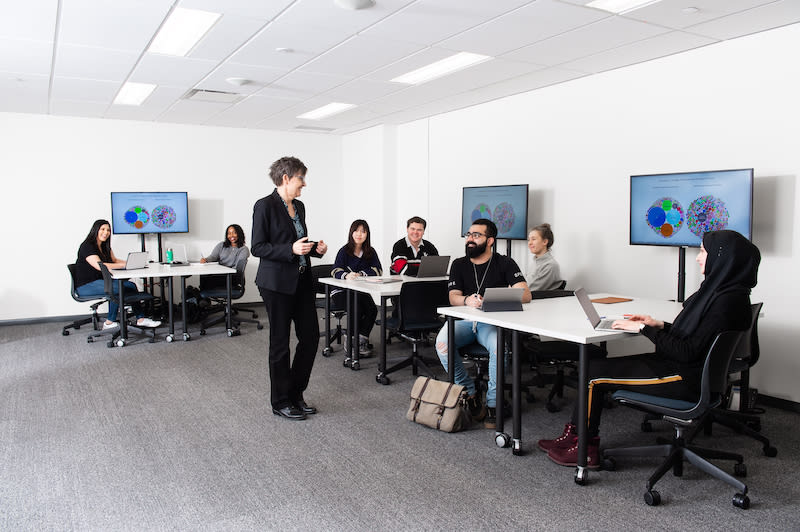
[{"x1": 671, "y1": 230, "x2": 760, "y2": 337}]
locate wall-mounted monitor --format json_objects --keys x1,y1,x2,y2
[
  {"x1": 110, "y1": 192, "x2": 189, "y2": 234},
  {"x1": 630, "y1": 168, "x2": 753, "y2": 248},
  {"x1": 462, "y1": 184, "x2": 529, "y2": 240}
]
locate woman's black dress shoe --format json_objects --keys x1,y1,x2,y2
[
  {"x1": 294, "y1": 400, "x2": 317, "y2": 415},
  {"x1": 272, "y1": 405, "x2": 307, "y2": 420}
]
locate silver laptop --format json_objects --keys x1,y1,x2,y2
[
  {"x1": 416, "y1": 255, "x2": 450, "y2": 277},
  {"x1": 168, "y1": 243, "x2": 191, "y2": 266},
  {"x1": 119, "y1": 251, "x2": 149, "y2": 270},
  {"x1": 574, "y1": 287, "x2": 636, "y2": 333}
]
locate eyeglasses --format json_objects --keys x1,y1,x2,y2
[{"x1": 463, "y1": 232, "x2": 487, "y2": 239}]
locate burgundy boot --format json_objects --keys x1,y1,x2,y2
[
  {"x1": 537, "y1": 423, "x2": 577, "y2": 452},
  {"x1": 547, "y1": 436, "x2": 601, "y2": 470}
]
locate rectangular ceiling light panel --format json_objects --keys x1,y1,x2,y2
[
  {"x1": 149, "y1": 7, "x2": 221, "y2": 56},
  {"x1": 586, "y1": 0, "x2": 663, "y2": 14},
  {"x1": 114, "y1": 82, "x2": 157, "y2": 105},
  {"x1": 297, "y1": 102, "x2": 356, "y2": 120},
  {"x1": 391, "y1": 52, "x2": 492, "y2": 85}
]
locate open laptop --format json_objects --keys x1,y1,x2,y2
[
  {"x1": 416, "y1": 255, "x2": 450, "y2": 278},
  {"x1": 574, "y1": 287, "x2": 636, "y2": 333},
  {"x1": 119, "y1": 251, "x2": 149, "y2": 270},
  {"x1": 481, "y1": 287, "x2": 524, "y2": 312},
  {"x1": 168, "y1": 244, "x2": 191, "y2": 266}
]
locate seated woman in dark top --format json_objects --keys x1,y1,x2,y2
[
  {"x1": 75, "y1": 219, "x2": 161, "y2": 330},
  {"x1": 538, "y1": 230, "x2": 760, "y2": 469},
  {"x1": 331, "y1": 219, "x2": 382, "y2": 356}
]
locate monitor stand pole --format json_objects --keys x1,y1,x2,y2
[{"x1": 677, "y1": 247, "x2": 686, "y2": 303}]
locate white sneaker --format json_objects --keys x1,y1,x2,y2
[
  {"x1": 137, "y1": 317, "x2": 161, "y2": 328},
  {"x1": 102, "y1": 321, "x2": 119, "y2": 330}
]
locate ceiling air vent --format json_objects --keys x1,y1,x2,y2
[
  {"x1": 294, "y1": 125, "x2": 335, "y2": 132},
  {"x1": 183, "y1": 89, "x2": 243, "y2": 104}
]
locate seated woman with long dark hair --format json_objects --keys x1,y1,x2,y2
[
  {"x1": 75, "y1": 219, "x2": 161, "y2": 330},
  {"x1": 200, "y1": 223, "x2": 250, "y2": 289},
  {"x1": 331, "y1": 219, "x2": 382, "y2": 356},
  {"x1": 539, "y1": 230, "x2": 760, "y2": 469}
]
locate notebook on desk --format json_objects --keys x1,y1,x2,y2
[
  {"x1": 416, "y1": 255, "x2": 450, "y2": 277},
  {"x1": 574, "y1": 287, "x2": 636, "y2": 333},
  {"x1": 119, "y1": 251, "x2": 149, "y2": 270}
]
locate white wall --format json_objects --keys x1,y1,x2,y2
[
  {"x1": 385, "y1": 24, "x2": 799, "y2": 402},
  {"x1": 0, "y1": 113, "x2": 343, "y2": 319}
]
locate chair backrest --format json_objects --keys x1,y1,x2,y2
[
  {"x1": 702, "y1": 330, "x2": 747, "y2": 407},
  {"x1": 398, "y1": 280, "x2": 449, "y2": 330},
  {"x1": 68, "y1": 263, "x2": 99, "y2": 303},
  {"x1": 311, "y1": 264, "x2": 335, "y2": 295},
  {"x1": 734, "y1": 302, "x2": 762, "y2": 369},
  {"x1": 556, "y1": 279, "x2": 567, "y2": 290},
  {"x1": 531, "y1": 289, "x2": 573, "y2": 300}
]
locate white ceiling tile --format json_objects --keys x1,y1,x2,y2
[
  {"x1": 562, "y1": 30, "x2": 718, "y2": 73},
  {"x1": 204, "y1": 94, "x2": 298, "y2": 127},
  {"x1": 104, "y1": 85, "x2": 186, "y2": 121},
  {"x1": 54, "y1": 44, "x2": 139, "y2": 81},
  {"x1": 0, "y1": 0, "x2": 58, "y2": 42},
  {"x1": 0, "y1": 37, "x2": 53, "y2": 76},
  {"x1": 51, "y1": 98, "x2": 108, "y2": 118},
  {"x1": 502, "y1": 15, "x2": 670, "y2": 66},
  {"x1": 188, "y1": 14, "x2": 266, "y2": 61},
  {"x1": 157, "y1": 99, "x2": 232, "y2": 125},
  {"x1": 621, "y1": 0, "x2": 778, "y2": 30},
  {"x1": 277, "y1": 0, "x2": 415, "y2": 34},
  {"x1": 0, "y1": 72, "x2": 49, "y2": 113},
  {"x1": 196, "y1": 63, "x2": 288, "y2": 95},
  {"x1": 178, "y1": 0, "x2": 295, "y2": 20},
  {"x1": 686, "y1": 0, "x2": 800, "y2": 40},
  {"x1": 229, "y1": 17, "x2": 349, "y2": 70},
  {"x1": 440, "y1": 0, "x2": 610, "y2": 56},
  {"x1": 469, "y1": 66, "x2": 589, "y2": 96},
  {"x1": 51, "y1": 76, "x2": 120, "y2": 102},
  {"x1": 299, "y1": 34, "x2": 424, "y2": 77},
  {"x1": 58, "y1": 0, "x2": 172, "y2": 51},
  {"x1": 361, "y1": 0, "x2": 531, "y2": 46},
  {"x1": 266, "y1": 71, "x2": 352, "y2": 97},
  {"x1": 130, "y1": 54, "x2": 218, "y2": 87},
  {"x1": 321, "y1": 78, "x2": 406, "y2": 104}
]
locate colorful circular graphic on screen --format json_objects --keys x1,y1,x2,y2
[
  {"x1": 646, "y1": 197, "x2": 684, "y2": 238},
  {"x1": 687, "y1": 195, "x2": 729, "y2": 238},
  {"x1": 471, "y1": 203, "x2": 491, "y2": 222},
  {"x1": 124, "y1": 206, "x2": 150, "y2": 229},
  {"x1": 152, "y1": 204, "x2": 177, "y2": 229},
  {"x1": 492, "y1": 202, "x2": 516, "y2": 234}
]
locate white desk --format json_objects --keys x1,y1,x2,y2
[
  {"x1": 438, "y1": 294, "x2": 683, "y2": 484},
  {"x1": 110, "y1": 262, "x2": 236, "y2": 345},
  {"x1": 319, "y1": 276, "x2": 447, "y2": 382}
]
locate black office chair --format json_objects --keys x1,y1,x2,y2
[
  {"x1": 87, "y1": 263, "x2": 158, "y2": 347},
  {"x1": 383, "y1": 280, "x2": 449, "y2": 382},
  {"x1": 198, "y1": 271, "x2": 262, "y2": 337},
  {"x1": 602, "y1": 330, "x2": 751, "y2": 509},
  {"x1": 311, "y1": 264, "x2": 347, "y2": 355},
  {"x1": 63, "y1": 263, "x2": 108, "y2": 336},
  {"x1": 701, "y1": 303, "x2": 776, "y2": 457}
]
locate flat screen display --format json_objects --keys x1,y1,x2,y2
[
  {"x1": 461, "y1": 184, "x2": 529, "y2": 240},
  {"x1": 110, "y1": 192, "x2": 189, "y2": 234},
  {"x1": 630, "y1": 169, "x2": 753, "y2": 247}
]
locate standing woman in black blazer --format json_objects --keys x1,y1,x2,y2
[{"x1": 252, "y1": 156, "x2": 328, "y2": 420}]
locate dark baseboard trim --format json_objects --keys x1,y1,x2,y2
[
  {"x1": 1, "y1": 314, "x2": 96, "y2": 327},
  {"x1": 759, "y1": 394, "x2": 800, "y2": 413}
]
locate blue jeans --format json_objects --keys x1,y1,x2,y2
[
  {"x1": 76, "y1": 279, "x2": 144, "y2": 321},
  {"x1": 436, "y1": 320, "x2": 499, "y2": 408}
]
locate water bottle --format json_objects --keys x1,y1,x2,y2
[{"x1": 166, "y1": 248, "x2": 173, "y2": 263}]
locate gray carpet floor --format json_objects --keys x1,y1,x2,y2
[{"x1": 1, "y1": 315, "x2": 798, "y2": 531}]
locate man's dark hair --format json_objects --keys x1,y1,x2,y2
[
  {"x1": 269, "y1": 156, "x2": 307, "y2": 187},
  {"x1": 406, "y1": 216, "x2": 427, "y2": 229},
  {"x1": 471, "y1": 218, "x2": 497, "y2": 239}
]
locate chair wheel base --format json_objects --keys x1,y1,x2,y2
[
  {"x1": 644, "y1": 490, "x2": 661, "y2": 506},
  {"x1": 733, "y1": 492, "x2": 750, "y2": 509}
]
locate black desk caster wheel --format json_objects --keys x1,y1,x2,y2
[
  {"x1": 574, "y1": 467, "x2": 588, "y2": 485},
  {"x1": 343, "y1": 357, "x2": 351, "y2": 368},
  {"x1": 512, "y1": 439, "x2": 523, "y2": 456},
  {"x1": 644, "y1": 490, "x2": 661, "y2": 506},
  {"x1": 166, "y1": 334, "x2": 174, "y2": 343},
  {"x1": 351, "y1": 361, "x2": 360, "y2": 371},
  {"x1": 199, "y1": 329, "x2": 206, "y2": 336},
  {"x1": 322, "y1": 347, "x2": 333, "y2": 357},
  {"x1": 764, "y1": 445, "x2": 777, "y2": 457},
  {"x1": 495, "y1": 432, "x2": 510, "y2": 448},
  {"x1": 87, "y1": 337, "x2": 94, "y2": 343},
  {"x1": 63, "y1": 330, "x2": 70, "y2": 336},
  {"x1": 257, "y1": 324, "x2": 264, "y2": 330},
  {"x1": 376, "y1": 373, "x2": 390, "y2": 385},
  {"x1": 183, "y1": 332, "x2": 191, "y2": 341},
  {"x1": 732, "y1": 492, "x2": 750, "y2": 509}
]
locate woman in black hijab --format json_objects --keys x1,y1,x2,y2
[{"x1": 540, "y1": 230, "x2": 760, "y2": 468}]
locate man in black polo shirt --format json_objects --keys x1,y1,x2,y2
[
  {"x1": 389, "y1": 216, "x2": 439, "y2": 276},
  {"x1": 435, "y1": 218, "x2": 531, "y2": 429}
]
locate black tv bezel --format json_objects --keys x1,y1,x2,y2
[
  {"x1": 110, "y1": 191, "x2": 190, "y2": 235},
  {"x1": 461, "y1": 184, "x2": 530, "y2": 241},
  {"x1": 629, "y1": 168, "x2": 754, "y2": 248}
]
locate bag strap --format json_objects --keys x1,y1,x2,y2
[
  {"x1": 435, "y1": 382, "x2": 455, "y2": 430},
  {"x1": 412, "y1": 377, "x2": 431, "y2": 423}
]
